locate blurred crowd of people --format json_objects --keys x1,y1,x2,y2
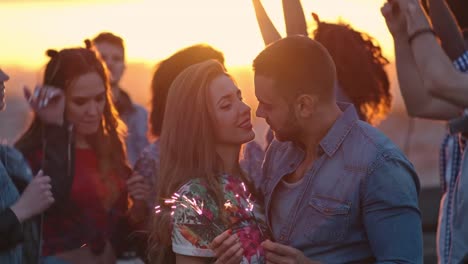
[{"x1": 1, "y1": 0, "x2": 467, "y2": 263}]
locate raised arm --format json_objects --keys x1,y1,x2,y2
[
  {"x1": 382, "y1": 1, "x2": 460, "y2": 120},
  {"x1": 21, "y1": 85, "x2": 74, "y2": 209},
  {"x1": 252, "y1": 0, "x2": 281, "y2": 45},
  {"x1": 282, "y1": 0, "x2": 308, "y2": 36},
  {"x1": 398, "y1": 0, "x2": 468, "y2": 107},
  {"x1": 427, "y1": 0, "x2": 465, "y2": 60}
]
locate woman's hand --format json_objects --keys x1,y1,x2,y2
[
  {"x1": 381, "y1": 0, "x2": 408, "y2": 38},
  {"x1": 127, "y1": 172, "x2": 151, "y2": 223},
  {"x1": 24, "y1": 85, "x2": 65, "y2": 126},
  {"x1": 210, "y1": 229, "x2": 244, "y2": 264},
  {"x1": 127, "y1": 173, "x2": 151, "y2": 202}
]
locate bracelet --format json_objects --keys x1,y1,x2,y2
[{"x1": 408, "y1": 28, "x2": 436, "y2": 44}]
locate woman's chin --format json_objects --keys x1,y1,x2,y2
[
  {"x1": 242, "y1": 130, "x2": 256, "y2": 144},
  {"x1": 76, "y1": 123, "x2": 100, "y2": 136}
]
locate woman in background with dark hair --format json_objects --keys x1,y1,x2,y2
[
  {"x1": 16, "y1": 43, "x2": 131, "y2": 263},
  {"x1": 311, "y1": 14, "x2": 392, "y2": 125}
]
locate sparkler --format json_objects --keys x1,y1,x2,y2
[
  {"x1": 153, "y1": 181, "x2": 269, "y2": 263},
  {"x1": 155, "y1": 192, "x2": 224, "y2": 233},
  {"x1": 154, "y1": 180, "x2": 270, "y2": 241},
  {"x1": 239, "y1": 182, "x2": 268, "y2": 241}
]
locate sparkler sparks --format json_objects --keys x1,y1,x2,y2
[
  {"x1": 157, "y1": 192, "x2": 224, "y2": 233},
  {"x1": 154, "y1": 180, "x2": 269, "y2": 242}
]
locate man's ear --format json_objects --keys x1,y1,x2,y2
[{"x1": 295, "y1": 94, "x2": 317, "y2": 118}]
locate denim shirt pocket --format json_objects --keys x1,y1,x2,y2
[{"x1": 305, "y1": 196, "x2": 351, "y2": 245}]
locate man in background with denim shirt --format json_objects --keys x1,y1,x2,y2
[{"x1": 252, "y1": 36, "x2": 423, "y2": 263}]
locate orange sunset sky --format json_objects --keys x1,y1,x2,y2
[{"x1": 1, "y1": 0, "x2": 393, "y2": 68}]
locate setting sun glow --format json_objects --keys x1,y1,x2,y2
[{"x1": 1, "y1": 0, "x2": 391, "y2": 68}]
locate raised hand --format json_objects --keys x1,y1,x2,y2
[
  {"x1": 24, "y1": 85, "x2": 65, "y2": 126},
  {"x1": 252, "y1": 0, "x2": 281, "y2": 46},
  {"x1": 381, "y1": 0, "x2": 408, "y2": 37},
  {"x1": 282, "y1": 0, "x2": 307, "y2": 37},
  {"x1": 210, "y1": 229, "x2": 243, "y2": 264},
  {"x1": 392, "y1": 0, "x2": 430, "y2": 35},
  {"x1": 10, "y1": 170, "x2": 54, "y2": 222}
]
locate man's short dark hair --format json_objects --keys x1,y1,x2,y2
[
  {"x1": 92, "y1": 32, "x2": 125, "y2": 54},
  {"x1": 253, "y1": 35, "x2": 336, "y2": 101}
]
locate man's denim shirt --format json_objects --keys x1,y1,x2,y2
[{"x1": 260, "y1": 103, "x2": 423, "y2": 264}]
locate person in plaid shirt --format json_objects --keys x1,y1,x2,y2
[{"x1": 382, "y1": 0, "x2": 468, "y2": 262}]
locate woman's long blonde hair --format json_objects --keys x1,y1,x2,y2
[{"x1": 148, "y1": 60, "x2": 236, "y2": 263}]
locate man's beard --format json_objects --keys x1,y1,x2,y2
[
  {"x1": 273, "y1": 123, "x2": 301, "y2": 142},
  {"x1": 272, "y1": 112, "x2": 301, "y2": 143}
]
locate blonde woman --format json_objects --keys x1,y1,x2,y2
[{"x1": 149, "y1": 60, "x2": 269, "y2": 264}]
